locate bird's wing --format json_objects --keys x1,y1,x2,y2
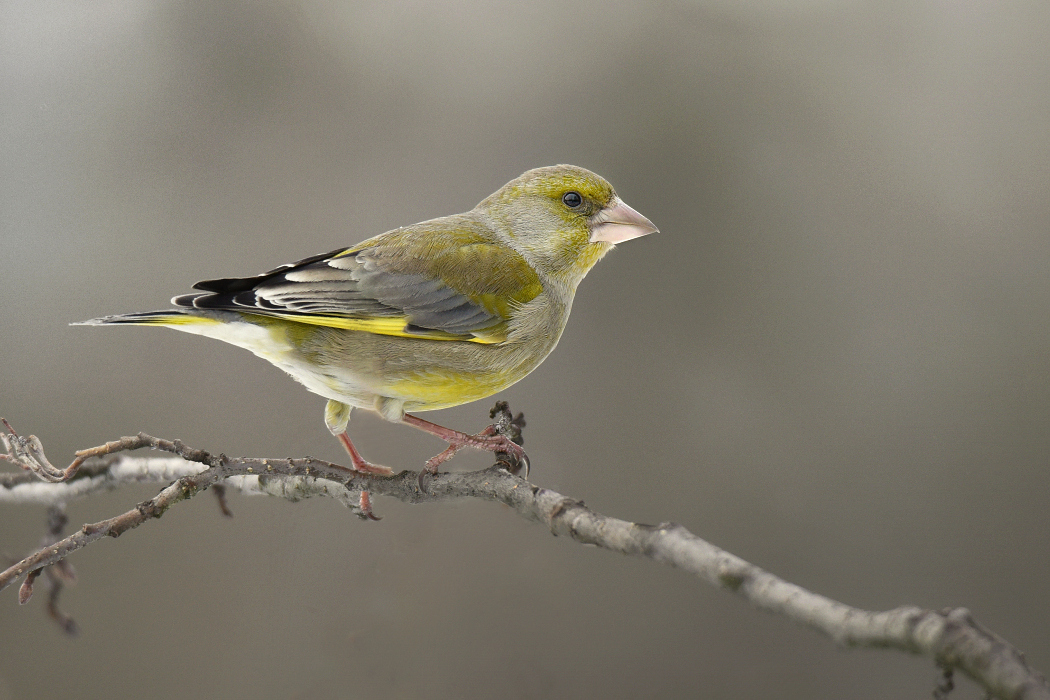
[{"x1": 176, "y1": 226, "x2": 543, "y2": 344}]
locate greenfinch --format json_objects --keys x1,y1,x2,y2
[{"x1": 79, "y1": 165, "x2": 657, "y2": 481}]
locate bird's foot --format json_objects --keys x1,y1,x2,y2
[
  {"x1": 404, "y1": 404, "x2": 529, "y2": 490},
  {"x1": 410, "y1": 419, "x2": 530, "y2": 490}
]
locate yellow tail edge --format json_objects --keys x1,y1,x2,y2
[{"x1": 72, "y1": 311, "x2": 222, "y2": 327}]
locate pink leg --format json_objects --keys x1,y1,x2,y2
[
  {"x1": 401, "y1": 413, "x2": 529, "y2": 476},
  {"x1": 336, "y1": 432, "x2": 394, "y2": 476},
  {"x1": 335, "y1": 432, "x2": 388, "y2": 521}
]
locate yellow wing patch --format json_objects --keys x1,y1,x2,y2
[{"x1": 261, "y1": 313, "x2": 505, "y2": 344}]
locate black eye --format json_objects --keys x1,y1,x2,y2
[{"x1": 562, "y1": 191, "x2": 583, "y2": 208}]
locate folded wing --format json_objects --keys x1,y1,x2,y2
[{"x1": 175, "y1": 227, "x2": 543, "y2": 344}]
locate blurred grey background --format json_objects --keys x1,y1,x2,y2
[{"x1": 2, "y1": 0, "x2": 1048, "y2": 698}]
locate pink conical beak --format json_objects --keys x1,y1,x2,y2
[{"x1": 589, "y1": 198, "x2": 659, "y2": 244}]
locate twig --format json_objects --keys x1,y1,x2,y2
[
  {"x1": 1, "y1": 408, "x2": 1047, "y2": 700},
  {"x1": 15, "y1": 506, "x2": 79, "y2": 634}
]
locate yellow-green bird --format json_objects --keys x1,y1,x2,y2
[{"x1": 79, "y1": 164, "x2": 657, "y2": 485}]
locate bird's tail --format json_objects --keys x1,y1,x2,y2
[
  {"x1": 74, "y1": 308, "x2": 285, "y2": 357},
  {"x1": 73, "y1": 309, "x2": 224, "y2": 328}
]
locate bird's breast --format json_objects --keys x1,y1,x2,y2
[
  {"x1": 277, "y1": 290, "x2": 571, "y2": 412},
  {"x1": 388, "y1": 291, "x2": 571, "y2": 411}
]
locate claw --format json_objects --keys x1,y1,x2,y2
[
  {"x1": 358, "y1": 490, "x2": 381, "y2": 521},
  {"x1": 516, "y1": 451, "x2": 531, "y2": 479},
  {"x1": 495, "y1": 441, "x2": 530, "y2": 478}
]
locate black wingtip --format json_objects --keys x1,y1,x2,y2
[
  {"x1": 192, "y1": 277, "x2": 257, "y2": 294},
  {"x1": 191, "y1": 248, "x2": 349, "y2": 295}
]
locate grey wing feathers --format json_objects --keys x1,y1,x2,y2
[{"x1": 175, "y1": 247, "x2": 500, "y2": 335}]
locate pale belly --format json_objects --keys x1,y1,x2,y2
[{"x1": 174, "y1": 313, "x2": 561, "y2": 417}]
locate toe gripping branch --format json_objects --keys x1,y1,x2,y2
[{"x1": 416, "y1": 401, "x2": 529, "y2": 491}]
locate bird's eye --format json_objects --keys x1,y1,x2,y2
[{"x1": 562, "y1": 191, "x2": 583, "y2": 208}]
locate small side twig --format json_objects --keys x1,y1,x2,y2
[
  {"x1": 17, "y1": 506, "x2": 79, "y2": 634},
  {"x1": 1, "y1": 420, "x2": 212, "y2": 484},
  {"x1": 18, "y1": 568, "x2": 40, "y2": 606},
  {"x1": 934, "y1": 662, "x2": 956, "y2": 699}
]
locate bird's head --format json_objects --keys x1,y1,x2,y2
[{"x1": 478, "y1": 165, "x2": 658, "y2": 289}]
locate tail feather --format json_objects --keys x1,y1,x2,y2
[
  {"x1": 74, "y1": 308, "x2": 288, "y2": 358},
  {"x1": 73, "y1": 310, "x2": 222, "y2": 327}
]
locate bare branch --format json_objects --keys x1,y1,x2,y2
[{"x1": 1, "y1": 411, "x2": 1046, "y2": 700}]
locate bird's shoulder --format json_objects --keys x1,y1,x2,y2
[{"x1": 342, "y1": 214, "x2": 546, "y2": 316}]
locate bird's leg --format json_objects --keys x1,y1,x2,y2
[
  {"x1": 419, "y1": 425, "x2": 498, "y2": 471},
  {"x1": 334, "y1": 432, "x2": 386, "y2": 521},
  {"x1": 327, "y1": 399, "x2": 393, "y2": 477},
  {"x1": 325, "y1": 402, "x2": 387, "y2": 520},
  {"x1": 325, "y1": 400, "x2": 389, "y2": 518},
  {"x1": 335, "y1": 431, "x2": 394, "y2": 476},
  {"x1": 401, "y1": 413, "x2": 529, "y2": 479}
]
